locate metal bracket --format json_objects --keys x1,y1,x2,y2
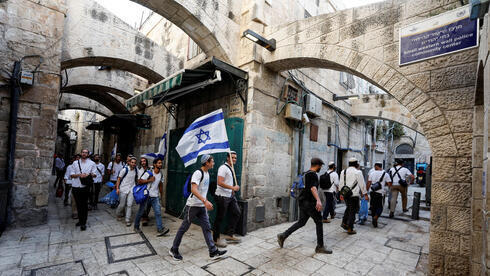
[{"x1": 234, "y1": 78, "x2": 248, "y2": 113}]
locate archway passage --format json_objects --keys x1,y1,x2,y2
[
  {"x1": 61, "y1": 87, "x2": 129, "y2": 115},
  {"x1": 263, "y1": 0, "x2": 478, "y2": 273},
  {"x1": 59, "y1": 94, "x2": 113, "y2": 118},
  {"x1": 130, "y1": 0, "x2": 239, "y2": 63},
  {"x1": 62, "y1": 0, "x2": 183, "y2": 83}
]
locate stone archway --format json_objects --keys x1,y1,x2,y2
[
  {"x1": 62, "y1": 0, "x2": 183, "y2": 83},
  {"x1": 130, "y1": 0, "x2": 239, "y2": 63},
  {"x1": 59, "y1": 94, "x2": 113, "y2": 118},
  {"x1": 61, "y1": 87, "x2": 129, "y2": 115},
  {"x1": 261, "y1": 0, "x2": 478, "y2": 273}
]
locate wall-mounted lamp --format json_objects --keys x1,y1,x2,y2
[{"x1": 243, "y1": 29, "x2": 276, "y2": 51}]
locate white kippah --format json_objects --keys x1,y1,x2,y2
[{"x1": 349, "y1": 157, "x2": 358, "y2": 162}]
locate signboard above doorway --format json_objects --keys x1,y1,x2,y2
[{"x1": 399, "y1": 5, "x2": 478, "y2": 66}]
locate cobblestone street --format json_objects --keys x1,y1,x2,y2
[{"x1": 0, "y1": 184, "x2": 429, "y2": 276}]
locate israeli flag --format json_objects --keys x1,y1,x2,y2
[
  {"x1": 143, "y1": 133, "x2": 167, "y2": 160},
  {"x1": 110, "y1": 143, "x2": 117, "y2": 160},
  {"x1": 176, "y1": 109, "x2": 230, "y2": 167}
]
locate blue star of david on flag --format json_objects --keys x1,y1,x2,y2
[
  {"x1": 176, "y1": 109, "x2": 230, "y2": 167},
  {"x1": 195, "y1": 129, "x2": 211, "y2": 144}
]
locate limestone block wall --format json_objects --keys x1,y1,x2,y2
[{"x1": 0, "y1": 0, "x2": 65, "y2": 226}]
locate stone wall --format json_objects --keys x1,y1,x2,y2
[{"x1": 0, "y1": 0, "x2": 65, "y2": 226}]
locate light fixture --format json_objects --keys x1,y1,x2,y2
[{"x1": 242, "y1": 29, "x2": 276, "y2": 51}]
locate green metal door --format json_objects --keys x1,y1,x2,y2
[{"x1": 166, "y1": 117, "x2": 244, "y2": 223}]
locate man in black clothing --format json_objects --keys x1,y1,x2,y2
[{"x1": 277, "y1": 158, "x2": 332, "y2": 254}]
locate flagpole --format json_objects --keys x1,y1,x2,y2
[{"x1": 228, "y1": 150, "x2": 239, "y2": 196}]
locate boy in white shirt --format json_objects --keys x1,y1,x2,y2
[
  {"x1": 134, "y1": 158, "x2": 170, "y2": 236},
  {"x1": 169, "y1": 155, "x2": 226, "y2": 261},
  {"x1": 367, "y1": 162, "x2": 391, "y2": 227},
  {"x1": 115, "y1": 157, "x2": 137, "y2": 226},
  {"x1": 339, "y1": 158, "x2": 368, "y2": 234}
]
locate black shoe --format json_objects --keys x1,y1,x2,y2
[
  {"x1": 134, "y1": 227, "x2": 142, "y2": 233},
  {"x1": 315, "y1": 246, "x2": 333, "y2": 254},
  {"x1": 80, "y1": 225, "x2": 86, "y2": 231},
  {"x1": 75, "y1": 222, "x2": 81, "y2": 227},
  {"x1": 209, "y1": 249, "x2": 227, "y2": 260},
  {"x1": 341, "y1": 223, "x2": 348, "y2": 230},
  {"x1": 157, "y1": 227, "x2": 170, "y2": 237},
  {"x1": 169, "y1": 248, "x2": 183, "y2": 261},
  {"x1": 347, "y1": 229, "x2": 357, "y2": 235},
  {"x1": 372, "y1": 216, "x2": 378, "y2": 228},
  {"x1": 389, "y1": 212, "x2": 394, "y2": 218},
  {"x1": 403, "y1": 209, "x2": 409, "y2": 213},
  {"x1": 277, "y1": 234, "x2": 286, "y2": 248}
]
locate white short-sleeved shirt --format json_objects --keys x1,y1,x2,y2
[
  {"x1": 215, "y1": 164, "x2": 234, "y2": 198},
  {"x1": 93, "y1": 163, "x2": 105, "y2": 183},
  {"x1": 118, "y1": 167, "x2": 136, "y2": 194},
  {"x1": 389, "y1": 166, "x2": 412, "y2": 186},
  {"x1": 141, "y1": 169, "x2": 162, "y2": 198},
  {"x1": 368, "y1": 170, "x2": 390, "y2": 195},
  {"x1": 108, "y1": 161, "x2": 124, "y2": 181},
  {"x1": 186, "y1": 170, "x2": 209, "y2": 207},
  {"x1": 325, "y1": 170, "x2": 339, "y2": 193},
  {"x1": 339, "y1": 167, "x2": 367, "y2": 197},
  {"x1": 64, "y1": 164, "x2": 73, "y2": 184},
  {"x1": 71, "y1": 159, "x2": 97, "y2": 188}
]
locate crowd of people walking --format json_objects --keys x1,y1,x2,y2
[{"x1": 53, "y1": 149, "x2": 414, "y2": 260}]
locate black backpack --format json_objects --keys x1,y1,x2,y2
[{"x1": 319, "y1": 171, "x2": 334, "y2": 190}]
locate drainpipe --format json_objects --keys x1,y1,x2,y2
[{"x1": 1, "y1": 61, "x2": 22, "y2": 232}]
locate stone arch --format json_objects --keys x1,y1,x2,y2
[
  {"x1": 130, "y1": 0, "x2": 239, "y2": 63},
  {"x1": 349, "y1": 94, "x2": 422, "y2": 132},
  {"x1": 263, "y1": 0, "x2": 478, "y2": 273},
  {"x1": 62, "y1": 0, "x2": 183, "y2": 83},
  {"x1": 61, "y1": 86, "x2": 129, "y2": 115},
  {"x1": 63, "y1": 67, "x2": 149, "y2": 99},
  {"x1": 59, "y1": 94, "x2": 113, "y2": 118},
  {"x1": 396, "y1": 143, "x2": 414, "y2": 155}
]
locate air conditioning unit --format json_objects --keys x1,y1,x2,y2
[
  {"x1": 305, "y1": 94, "x2": 322, "y2": 117},
  {"x1": 284, "y1": 103, "x2": 302, "y2": 121}
]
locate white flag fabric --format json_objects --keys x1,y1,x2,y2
[
  {"x1": 176, "y1": 109, "x2": 230, "y2": 167},
  {"x1": 111, "y1": 143, "x2": 117, "y2": 160},
  {"x1": 143, "y1": 133, "x2": 167, "y2": 160}
]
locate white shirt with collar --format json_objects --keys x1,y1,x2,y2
[
  {"x1": 141, "y1": 168, "x2": 163, "y2": 198},
  {"x1": 71, "y1": 159, "x2": 97, "y2": 188},
  {"x1": 339, "y1": 167, "x2": 367, "y2": 197},
  {"x1": 64, "y1": 164, "x2": 73, "y2": 184},
  {"x1": 389, "y1": 165, "x2": 412, "y2": 186},
  {"x1": 108, "y1": 161, "x2": 124, "y2": 181}
]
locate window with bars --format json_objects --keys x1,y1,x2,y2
[{"x1": 187, "y1": 38, "x2": 203, "y2": 60}]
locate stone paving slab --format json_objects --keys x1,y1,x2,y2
[{"x1": 0, "y1": 183, "x2": 430, "y2": 276}]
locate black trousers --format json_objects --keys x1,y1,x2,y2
[
  {"x1": 370, "y1": 192, "x2": 383, "y2": 217},
  {"x1": 72, "y1": 186, "x2": 89, "y2": 225},
  {"x1": 342, "y1": 196, "x2": 360, "y2": 230},
  {"x1": 283, "y1": 203, "x2": 323, "y2": 247},
  {"x1": 64, "y1": 183, "x2": 71, "y2": 202},
  {"x1": 54, "y1": 168, "x2": 64, "y2": 187},
  {"x1": 90, "y1": 182, "x2": 102, "y2": 206},
  {"x1": 323, "y1": 192, "x2": 335, "y2": 219},
  {"x1": 212, "y1": 195, "x2": 241, "y2": 241}
]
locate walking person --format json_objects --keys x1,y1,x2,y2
[
  {"x1": 277, "y1": 158, "x2": 332, "y2": 254},
  {"x1": 91, "y1": 154, "x2": 105, "y2": 210},
  {"x1": 388, "y1": 159, "x2": 414, "y2": 218},
  {"x1": 70, "y1": 149, "x2": 97, "y2": 231},
  {"x1": 367, "y1": 162, "x2": 391, "y2": 227},
  {"x1": 63, "y1": 155, "x2": 75, "y2": 206},
  {"x1": 137, "y1": 157, "x2": 152, "y2": 226},
  {"x1": 115, "y1": 157, "x2": 138, "y2": 226},
  {"x1": 134, "y1": 158, "x2": 170, "y2": 236},
  {"x1": 339, "y1": 158, "x2": 368, "y2": 235},
  {"x1": 107, "y1": 153, "x2": 124, "y2": 184},
  {"x1": 212, "y1": 151, "x2": 241, "y2": 248},
  {"x1": 53, "y1": 154, "x2": 65, "y2": 188},
  {"x1": 321, "y1": 161, "x2": 339, "y2": 223},
  {"x1": 169, "y1": 155, "x2": 227, "y2": 261}
]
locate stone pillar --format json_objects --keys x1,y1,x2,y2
[{"x1": 0, "y1": 0, "x2": 65, "y2": 227}]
